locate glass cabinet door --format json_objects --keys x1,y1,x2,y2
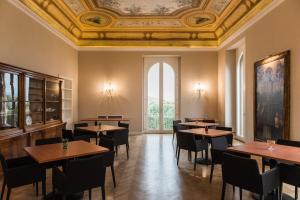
[
  {"x1": 0, "y1": 72, "x2": 19, "y2": 130},
  {"x1": 46, "y1": 80, "x2": 60, "y2": 122},
  {"x1": 25, "y1": 76, "x2": 44, "y2": 126}
]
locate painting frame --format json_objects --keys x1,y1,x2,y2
[{"x1": 254, "y1": 50, "x2": 290, "y2": 141}]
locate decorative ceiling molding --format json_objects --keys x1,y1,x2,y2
[{"x1": 9, "y1": 0, "x2": 284, "y2": 49}]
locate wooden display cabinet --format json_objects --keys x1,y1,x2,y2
[{"x1": 0, "y1": 62, "x2": 64, "y2": 146}]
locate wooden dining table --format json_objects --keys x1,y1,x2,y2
[
  {"x1": 180, "y1": 128, "x2": 233, "y2": 165},
  {"x1": 24, "y1": 140, "x2": 109, "y2": 198},
  {"x1": 77, "y1": 125, "x2": 126, "y2": 133},
  {"x1": 179, "y1": 121, "x2": 219, "y2": 128},
  {"x1": 228, "y1": 141, "x2": 300, "y2": 165},
  {"x1": 179, "y1": 128, "x2": 233, "y2": 138},
  {"x1": 77, "y1": 125, "x2": 126, "y2": 144}
]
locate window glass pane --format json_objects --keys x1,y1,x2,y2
[
  {"x1": 147, "y1": 63, "x2": 159, "y2": 130},
  {"x1": 0, "y1": 72, "x2": 19, "y2": 129},
  {"x1": 163, "y1": 63, "x2": 175, "y2": 130}
]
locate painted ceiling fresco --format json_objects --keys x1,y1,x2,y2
[{"x1": 19, "y1": 0, "x2": 273, "y2": 47}]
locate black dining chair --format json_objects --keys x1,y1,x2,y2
[
  {"x1": 202, "y1": 119, "x2": 216, "y2": 123},
  {"x1": 62, "y1": 129, "x2": 74, "y2": 141},
  {"x1": 221, "y1": 153, "x2": 280, "y2": 200},
  {"x1": 52, "y1": 155, "x2": 106, "y2": 200},
  {"x1": 35, "y1": 137, "x2": 62, "y2": 146},
  {"x1": 172, "y1": 120, "x2": 182, "y2": 142},
  {"x1": 107, "y1": 122, "x2": 130, "y2": 160},
  {"x1": 74, "y1": 122, "x2": 96, "y2": 143},
  {"x1": 0, "y1": 153, "x2": 43, "y2": 200},
  {"x1": 210, "y1": 136, "x2": 229, "y2": 183},
  {"x1": 278, "y1": 163, "x2": 300, "y2": 200},
  {"x1": 99, "y1": 135, "x2": 116, "y2": 188},
  {"x1": 215, "y1": 126, "x2": 233, "y2": 146},
  {"x1": 176, "y1": 131, "x2": 208, "y2": 170}
]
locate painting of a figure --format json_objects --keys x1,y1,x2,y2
[{"x1": 254, "y1": 51, "x2": 290, "y2": 141}]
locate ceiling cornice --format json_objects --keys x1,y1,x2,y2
[{"x1": 7, "y1": 0, "x2": 286, "y2": 52}]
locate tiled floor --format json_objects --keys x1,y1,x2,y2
[{"x1": 1, "y1": 134, "x2": 295, "y2": 199}]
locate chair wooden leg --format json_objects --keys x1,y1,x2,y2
[
  {"x1": 177, "y1": 149, "x2": 180, "y2": 166},
  {"x1": 188, "y1": 151, "x2": 191, "y2": 161},
  {"x1": 101, "y1": 186, "x2": 106, "y2": 200},
  {"x1": 221, "y1": 182, "x2": 226, "y2": 200},
  {"x1": 111, "y1": 166, "x2": 116, "y2": 188},
  {"x1": 209, "y1": 164, "x2": 214, "y2": 183},
  {"x1": 279, "y1": 183, "x2": 283, "y2": 200},
  {"x1": 194, "y1": 152, "x2": 197, "y2": 171},
  {"x1": 126, "y1": 144, "x2": 129, "y2": 160},
  {"x1": 89, "y1": 189, "x2": 92, "y2": 200},
  {"x1": 1, "y1": 179, "x2": 6, "y2": 200},
  {"x1": 6, "y1": 188, "x2": 11, "y2": 200},
  {"x1": 295, "y1": 186, "x2": 298, "y2": 200},
  {"x1": 239, "y1": 188, "x2": 242, "y2": 200},
  {"x1": 175, "y1": 145, "x2": 178, "y2": 158}
]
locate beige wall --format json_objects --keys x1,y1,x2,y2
[
  {"x1": 78, "y1": 51, "x2": 218, "y2": 132},
  {"x1": 0, "y1": 0, "x2": 78, "y2": 123},
  {"x1": 218, "y1": 0, "x2": 300, "y2": 141}
]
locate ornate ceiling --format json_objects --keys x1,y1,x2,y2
[{"x1": 19, "y1": 0, "x2": 273, "y2": 47}]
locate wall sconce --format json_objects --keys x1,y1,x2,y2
[
  {"x1": 195, "y1": 83, "x2": 205, "y2": 95},
  {"x1": 104, "y1": 82, "x2": 115, "y2": 97}
]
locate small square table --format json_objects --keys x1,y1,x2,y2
[{"x1": 24, "y1": 140, "x2": 109, "y2": 164}]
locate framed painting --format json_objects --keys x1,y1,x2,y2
[{"x1": 254, "y1": 50, "x2": 290, "y2": 141}]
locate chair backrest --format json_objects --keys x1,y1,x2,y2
[
  {"x1": 215, "y1": 127, "x2": 233, "y2": 145},
  {"x1": 99, "y1": 136, "x2": 114, "y2": 151},
  {"x1": 35, "y1": 137, "x2": 62, "y2": 146},
  {"x1": 99, "y1": 136, "x2": 115, "y2": 166},
  {"x1": 118, "y1": 122, "x2": 129, "y2": 129},
  {"x1": 211, "y1": 136, "x2": 228, "y2": 151},
  {"x1": 216, "y1": 126, "x2": 232, "y2": 131},
  {"x1": 202, "y1": 119, "x2": 216, "y2": 123},
  {"x1": 74, "y1": 122, "x2": 88, "y2": 130},
  {"x1": 64, "y1": 155, "x2": 106, "y2": 193},
  {"x1": 173, "y1": 120, "x2": 182, "y2": 133},
  {"x1": 176, "y1": 132, "x2": 196, "y2": 151},
  {"x1": 62, "y1": 129, "x2": 73, "y2": 140},
  {"x1": 277, "y1": 139, "x2": 300, "y2": 147},
  {"x1": 109, "y1": 129, "x2": 129, "y2": 146},
  {"x1": 73, "y1": 134, "x2": 91, "y2": 142},
  {"x1": 108, "y1": 115, "x2": 123, "y2": 119},
  {"x1": 98, "y1": 115, "x2": 107, "y2": 119},
  {"x1": 222, "y1": 153, "x2": 262, "y2": 193}
]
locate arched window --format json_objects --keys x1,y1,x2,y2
[{"x1": 144, "y1": 57, "x2": 179, "y2": 132}]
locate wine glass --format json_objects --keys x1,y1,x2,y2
[{"x1": 267, "y1": 139, "x2": 276, "y2": 151}]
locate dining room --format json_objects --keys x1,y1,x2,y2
[{"x1": 0, "y1": 0, "x2": 300, "y2": 199}]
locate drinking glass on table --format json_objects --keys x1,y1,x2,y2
[{"x1": 267, "y1": 139, "x2": 276, "y2": 151}]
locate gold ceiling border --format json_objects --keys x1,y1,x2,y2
[
  {"x1": 218, "y1": 0, "x2": 273, "y2": 45},
  {"x1": 20, "y1": 0, "x2": 80, "y2": 43},
  {"x1": 17, "y1": 0, "x2": 275, "y2": 48}
]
